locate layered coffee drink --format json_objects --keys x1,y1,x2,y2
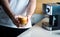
[{"x1": 18, "y1": 16, "x2": 28, "y2": 26}]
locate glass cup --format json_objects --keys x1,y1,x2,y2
[{"x1": 18, "y1": 16, "x2": 28, "y2": 26}]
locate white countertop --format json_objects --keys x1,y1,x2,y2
[{"x1": 17, "y1": 18, "x2": 60, "y2": 37}]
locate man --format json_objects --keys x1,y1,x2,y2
[{"x1": 0, "y1": 0, "x2": 36, "y2": 37}]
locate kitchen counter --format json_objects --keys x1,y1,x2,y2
[{"x1": 17, "y1": 18, "x2": 60, "y2": 37}]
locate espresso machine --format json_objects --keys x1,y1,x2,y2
[{"x1": 42, "y1": 3, "x2": 60, "y2": 31}]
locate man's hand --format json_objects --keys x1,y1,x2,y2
[
  {"x1": 27, "y1": 15, "x2": 31, "y2": 19},
  {"x1": 13, "y1": 16, "x2": 20, "y2": 27},
  {"x1": 15, "y1": 15, "x2": 23, "y2": 27}
]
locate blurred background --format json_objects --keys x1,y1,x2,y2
[{"x1": 31, "y1": 0, "x2": 60, "y2": 25}]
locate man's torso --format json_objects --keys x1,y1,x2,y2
[{"x1": 0, "y1": 0, "x2": 32, "y2": 28}]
